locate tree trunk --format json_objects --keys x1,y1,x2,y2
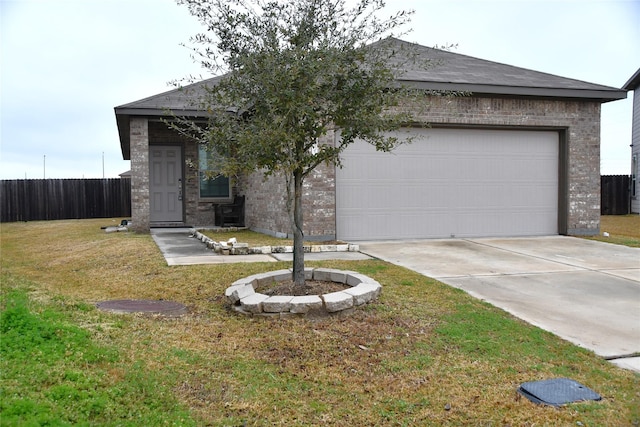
[{"x1": 292, "y1": 169, "x2": 305, "y2": 286}]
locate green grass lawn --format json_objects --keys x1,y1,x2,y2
[{"x1": 1, "y1": 219, "x2": 638, "y2": 426}]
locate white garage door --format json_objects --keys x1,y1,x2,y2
[{"x1": 336, "y1": 128, "x2": 559, "y2": 240}]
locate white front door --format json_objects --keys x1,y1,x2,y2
[{"x1": 149, "y1": 146, "x2": 183, "y2": 222}]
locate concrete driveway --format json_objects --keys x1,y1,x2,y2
[{"x1": 359, "y1": 236, "x2": 640, "y2": 371}]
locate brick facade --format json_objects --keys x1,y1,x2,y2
[
  {"x1": 130, "y1": 120, "x2": 229, "y2": 230},
  {"x1": 240, "y1": 131, "x2": 337, "y2": 240},
  {"x1": 131, "y1": 94, "x2": 602, "y2": 237},
  {"x1": 147, "y1": 121, "x2": 221, "y2": 227},
  {"x1": 239, "y1": 94, "x2": 602, "y2": 238},
  {"x1": 129, "y1": 117, "x2": 150, "y2": 232}
]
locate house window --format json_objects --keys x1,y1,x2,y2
[
  {"x1": 632, "y1": 154, "x2": 638, "y2": 199},
  {"x1": 199, "y1": 145, "x2": 230, "y2": 199}
]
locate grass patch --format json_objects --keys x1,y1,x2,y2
[
  {"x1": 1, "y1": 219, "x2": 639, "y2": 425},
  {"x1": 584, "y1": 214, "x2": 640, "y2": 247},
  {"x1": 0, "y1": 276, "x2": 195, "y2": 426}
]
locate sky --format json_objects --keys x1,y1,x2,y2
[{"x1": 1, "y1": 0, "x2": 638, "y2": 179}]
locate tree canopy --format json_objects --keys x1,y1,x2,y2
[{"x1": 173, "y1": 0, "x2": 425, "y2": 285}]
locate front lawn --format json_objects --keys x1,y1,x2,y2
[
  {"x1": 585, "y1": 214, "x2": 640, "y2": 247},
  {"x1": 1, "y1": 219, "x2": 638, "y2": 426}
]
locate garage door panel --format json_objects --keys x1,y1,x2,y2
[{"x1": 336, "y1": 128, "x2": 559, "y2": 240}]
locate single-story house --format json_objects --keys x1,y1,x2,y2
[
  {"x1": 623, "y1": 68, "x2": 640, "y2": 214},
  {"x1": 115, "y1": 38, "x2": 626, "y2": 240}
]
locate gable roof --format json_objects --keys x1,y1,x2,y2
[
  {"x1": 623, "y1": 67, "x2": 640, "y2": 91},
  {"x1": 116, "y1": 75, "x2": 224, "y2": 117},
  {"x1": 381, "y1": 38, "x2": 626, "y2": 100},
  {"x1": 115, "y1": 37, "x2": 626, "y2": 159},
  {"x1": 115, "y1": 77, "x2": 222, "y2": 159}
]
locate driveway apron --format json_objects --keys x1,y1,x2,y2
[{"x1": 359, "y1": 236, "x2": 640, "y2": 371}]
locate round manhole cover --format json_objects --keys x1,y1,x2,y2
[{"x1": 96, "y1": 300, "x2": 187, "y2": 316}]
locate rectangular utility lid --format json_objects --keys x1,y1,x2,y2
[{"x1": 518, "y1": 378, "x2": 601, "y2": 406}]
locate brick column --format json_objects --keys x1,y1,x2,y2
[
  {"x1": 566, "y1": 103, "x2": 601, "y2": 236},
  {"x1": 130, "y1": 117, "x2": 150, "y2": 232}
]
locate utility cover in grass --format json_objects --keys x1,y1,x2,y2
[
  {"x1": 96, "y1": 300, "x2": 187, "y2": 316},
  {"x1": 518, "y1": 378, "x2": 601, "y2": 406}
]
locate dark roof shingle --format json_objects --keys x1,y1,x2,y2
[{"x1": 378, "y1": 38, "x2": 625, "y2": 99}]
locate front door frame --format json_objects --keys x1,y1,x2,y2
[{"x1": 149, "y1": 144, "x2": 184, "y2": 224}]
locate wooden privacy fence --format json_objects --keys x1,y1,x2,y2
[
  {"x1": 601, "y1": 175, "x2": 630, "y2": 215},
  {"x1": 2, "y1": 176, "x2": 630, "y2": 221},
  {"x1": 1, "y1": 179, "x2": 131, "y2": 222}
]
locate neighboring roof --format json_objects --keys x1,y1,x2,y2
[
  {"x1": 115, "y1": 37, "x2": 627, "y2": 159},
  {"x1": 623, "y1": 68, "x2": 640, "y2": 91}
]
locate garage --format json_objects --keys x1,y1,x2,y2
[
  {"x1": 118, "y1": 37, "x2": 624, "y2": 235},
  {"x1": 336, "y1": 127, "x2": 559, "y2": 241}
]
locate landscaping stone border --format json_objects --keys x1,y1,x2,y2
[
  {"x1": 225, "y1": 268, "x2": 382, "y2": 318},
  {"x1": 191, "y1": 229, "x2": 359, "y2": 255}
]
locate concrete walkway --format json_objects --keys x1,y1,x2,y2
[{"x1": 359, "y1": 236, "x2": 640, "y2": 372}]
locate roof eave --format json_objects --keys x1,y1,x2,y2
[
  {"x1": 115, "y1": 112, "x2": 131, "y2": 160},
  {"x1": 398, "y1": 81, "x2": 628, "y2": 102},
  {"x1": 114, "y1": 107, "x2": 209, "y2": 117},
  {"x1": 114, "y1": 108, "x2": 210, "y2": 160}
]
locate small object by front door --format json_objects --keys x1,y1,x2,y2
[{"x1": 215, "y1": 195, "x2": 245, "y2": 227}]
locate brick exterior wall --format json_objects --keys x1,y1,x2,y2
[
  {"x1": 239, "y1": 95, "x2": 601, "y2": 238},
  {"x1": 147, "y1": 121, "x2": 223, "y2": 227},
  {"x1": 240, "y1": 171, "x2": 291, "y2": 238},
  {"x1": 131, "y1": 94, "x2": 602, "y2": 237},
  {"x1": 130, "y1": 120, "x2": 230, "y2": 230},
  {"x1": 130, "y1": 117, "x2": 150, "y2": 232},
  {"x1": 239, "y1": 131, "x2": 337, "y2": 240}
]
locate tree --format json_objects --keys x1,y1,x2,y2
[{"x1": 173, "y1": 0, "x2": 423, "y2": 287}]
